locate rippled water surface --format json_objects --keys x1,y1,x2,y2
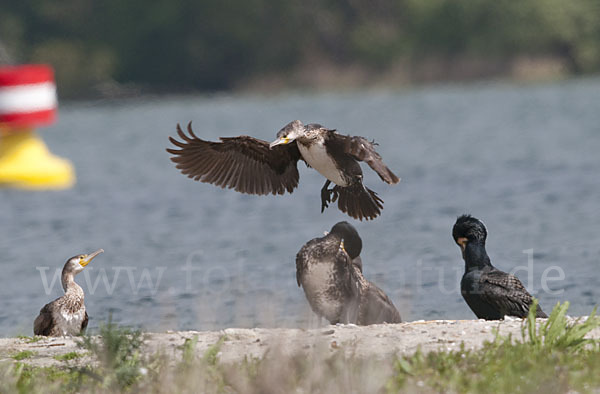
[{"x1": 1, "y1": 79, "x2": 599, "y2": 336}]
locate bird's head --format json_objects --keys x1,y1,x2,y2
[
  {"x1": 63, "y1": 249, "x2": 104, "y2": 275},
  {"x1": 330, "y1": 221, "x2": 362, "y2": 259},
  {"x1": 452, "y1": 215, "x2": 487, "y2": 252},
  {"x1": 269, "y1": 120, "x2": 304, "y2": 148}
]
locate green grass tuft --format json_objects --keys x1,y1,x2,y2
[
  {"x1": 203, "y1": 335, "x2": 226, "y2": 366},
  {"x1": 53, "y1": 352, "x2": 83, "y2": 362},
  {"x1": 179, "y1": 335, "x2": 199, "y2": 365},
  {"x1": 77, "y1": 318, "x2": 144, "y2": 390},
  {"x1": 388, "y1": 302, "x2": 600, "y2": 393},
  {"x1": 523, "y1": 300, "x2": 600, "y2": 352},
  {"x1": 16, "y1": 336, "x2": 43, "y2": 344},
  {"x1": 11, "y1": 351, "x2": 36, "y2": 361}
]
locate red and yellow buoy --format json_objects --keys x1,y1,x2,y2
[{"x1": 0, "y1": 64, "x2": 75, "y2": 189}]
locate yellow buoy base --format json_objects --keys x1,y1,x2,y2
[{"x1": 0, "y1": 130, "x2": 75, "y2": 190}]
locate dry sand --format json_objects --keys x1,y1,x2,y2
[{"x1": 1, "y1": 318, "x2": 598, "y2": 368}]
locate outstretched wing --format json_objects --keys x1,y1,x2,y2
[
  {"x1": 167, "y1": 123, "x2": 302, "y2": 195},
  {"x1": 332, "y1": 133, "x2": 400, "y2": 184},
  {"x1": 480, "y1": 270, "x2": 547, "y2": 318},
  {"x1": 33, "y1": 303, "x2": 55, "y2": 336}
]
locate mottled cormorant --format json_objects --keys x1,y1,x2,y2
[
  {"x1": 167, "y1": 120, "x2": 400, "y2": 220},
  {"x1": 33, "y1": 249, "x2": 103, "y2": 336},
  {"x1": 452, "y1": 215, "x2": 547, "y2": 320},
  {"x1": 296, "y1": 222, "x2": 401, "y2": 325}
]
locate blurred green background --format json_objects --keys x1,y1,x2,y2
[{"x1": 1, "y1": 0, "x2": 599, "y2": 98}]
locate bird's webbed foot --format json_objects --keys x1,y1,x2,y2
[{"x1": 320, "y1": 180, "x2": 333, "y2": 212}]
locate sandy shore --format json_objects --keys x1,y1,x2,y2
[{"x1": 1, "y1": 318, "x2": 598, "y2": 368}]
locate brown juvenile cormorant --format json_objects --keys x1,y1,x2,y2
[
  {"x1": 296, "y1": 221, "x2": 402, "y2": 325},
  {"x1": 167, "y1": 120, "x2": 400, "y2": 220},
  {"x1": 452, "y1": 215, "x2": 547, "y2": 320},
  {"x1": 33, "y1": 249, "x2": 103, "y2": 336}
]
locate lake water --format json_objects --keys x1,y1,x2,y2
[{"x1": 1, "y1": 79, "x2": 599, "y2": 336}]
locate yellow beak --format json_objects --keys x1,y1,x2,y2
[
  {"x1": 80, "y1": 248, "x2": 104, "y2": 267},
  {"x1": 269, "y1": 137, "x2": 290, "y2": 149},
  {"x1": 339, "y1": 239, "x2": 346, "y2": 254}
]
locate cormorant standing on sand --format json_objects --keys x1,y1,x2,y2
[
  {"x1": 33, "y1": 249, "x2": 103, "y2": 336},
  {"x1": 167, "y1": 120, "x2": 400, "y2": 220},
  {"x1": 452, "y1": 215, "x2": 547, "y2": 319},
  {"x1": 296, "y1": 222, "x2": 401, "y2": 325}
]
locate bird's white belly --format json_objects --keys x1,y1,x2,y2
[
  {"x1": 298, "y1": 142, "x2": 347, "y2": 186},
  {"x1": 58, "y1": 309, "x2": 85, "y2": 336},
  {"x1": 302, "y1": 263, "x2": 342, "y2": 318}
]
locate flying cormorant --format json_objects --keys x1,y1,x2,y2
[
  {"x1": 167, "y1": 120, "x2": 400, "y2": 220},
  {"x1": 452, "y1": 215, "x2": 547, "y2": 320},
  {"x1": 296, "y1": 221, "x2": 402, "y2": 325},
  {"x1": 33, "y1": 249, "x2": 103, "y2": 336}
]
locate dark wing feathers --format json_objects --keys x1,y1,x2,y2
[
  {"x1": 480, "y1": 270, "x2": 547, "y2": 318},
  {"x1": 33, "y1": 303, "x2": 54, "y2": 336},
  {"x1": 81, "y1": 311, "x2": 89, "y2": 333},
  {"x1": 167, "y1": 123, "x2": 302, "y2": 195},
  {"x1": 335, "y1": 134, "x2": 400, "y2": 184},
  {"x1": 359, "y1": 282, "x2": 402, "y2": 324}
]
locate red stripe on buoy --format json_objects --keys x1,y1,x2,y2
[
  {"x1": 0, "y1": 64, "x2": 55, "y2": 87},
  {"x1": 0, "y1": 109, "x2": 56, "y2": 127}
]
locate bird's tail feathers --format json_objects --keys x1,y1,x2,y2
[{"x1": 332, "y1": 184, "x2": 383, "y2": 221}]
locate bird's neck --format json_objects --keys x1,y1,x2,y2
[
  {"x1": 61, "y1": 272, "x2": 83, "y2": 299},
  {"x1": 352, "y1": 256, "x2": 363, "y2": 273},
  {"x1": 463, "y1": 241, "x2": 492, "y2": 272},
  {"x1": 297, "y1": 132, "x2": 323, "y2": 146}
]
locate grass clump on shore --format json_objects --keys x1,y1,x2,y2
[
  {"x1": 53, "y1": 352, "x2": 84, "y2": 362},
  {"x1": 77, "y1": 320, "x2": 144, "y2": 390},
  {"x1": 16, "y1": 335, "x2": 43, "y2": 344},
  {"x1": 11, "y1": 350, "x2": 36, "y2": 361},
  {"x1": 1, "y1": 363, "x2": 73, "y2": 393},
  {"x1": 389, "y1": 301, "x2": 600, "y2": 393},
  {"x1": 0, "y1": 302, "x2": 598, "y2": 393},
  {"x1": 524, "y1": 300, "x2": 598, "y2": 352}
]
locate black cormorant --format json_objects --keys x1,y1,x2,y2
[
  {"x1": 33, "y1": 249, "x2": 103, "y2": 336},
  {"x1": 296, "y1": 221, "x2": 401, "y2": 325},
  {"x1": 452, "y1": 215, "x2": 547, "y2": 320},
  {"x1": 167, "y1": 120, "x2": 400, "y2": 220}
]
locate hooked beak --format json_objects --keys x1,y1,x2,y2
[
  {"x1": 339, "y1": 239, "x2": 346, "y2": 254},
  {"x1": 456, "y1": 237, "x2": 468, "y2": 252},
  {"x1": 269, "y1": 137, "x2": 291, "y2": 149},
  {"x1": 80, "y1": 249, "x2": 104, "y2": 267}
]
